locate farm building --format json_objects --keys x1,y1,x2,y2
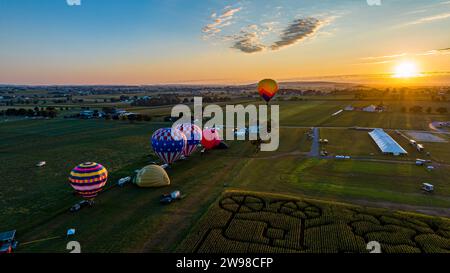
[
  {"x1": 369, "y1": 129, "x2": 408, "y2": 156},
  {"x1": 79, "y1": 110, "x2": 94, "y2": 119},
  {"x1": 344, "y1": 105, "x2": 354, "y2": 111},
  {"x1": 363, "y1": 105, "x2": 377, "y2": 112}
]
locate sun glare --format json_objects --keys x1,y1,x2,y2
[{"x1": 393, "y1": 61, "x2": 420, "y2": 78}]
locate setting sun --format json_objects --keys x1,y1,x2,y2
[{"x1": 393, "y1": 61, "x2": 421, "y2": 78}]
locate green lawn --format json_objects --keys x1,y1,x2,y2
[
  {"x1": 228, "y1": 158, "x2": 450, "y2": 207},
  {"x1": 319, "y1": 128, "x2": 382, "y2": 157}
]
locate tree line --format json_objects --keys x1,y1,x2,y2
[
  {"x1": 401, "y1": 106, "x2": 448, "y2": 114},
  {"x1": 0, "y1": 107, "x2": 58, "y2": 118}
]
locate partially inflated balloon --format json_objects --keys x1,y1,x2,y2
[
  {"x1": 258, "y1": 79, "x2": 279, "y2": 103},
  {"x1": 176, "y1": 123, "x2": 202, "y2": 156},
  {"x1": 201, "y1": 128, "x2": 221, "y2": 150},
  {"x1": 151, "y1": 128, "x2": 187, "y2": 164},
  {"x1": 69, "y1": 162, "x2": 108, "y2": 200}
]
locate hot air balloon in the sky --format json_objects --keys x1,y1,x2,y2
[
  {"x1": 201, "y1": 128, "x2": 221, "y2": 150},
  {"x1": 176, "y1": 123, "x2": 202, "y2": 157},
  {"x1": 257, "y1": 79, "x2": 279, "y2": 103},
  {"x1": 69, "y1": 162, "x2": 108, "y2": 200},
  {"x1": 151, "y1": 128, "x2": 187, "y2": 165}
]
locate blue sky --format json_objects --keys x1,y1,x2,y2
[{"x1": 0, "y1": 0, "x2": 449, "y2": 84}]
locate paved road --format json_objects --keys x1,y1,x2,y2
[{"x1": 308, "y1": 127, "x2": 320, "y2": 158}]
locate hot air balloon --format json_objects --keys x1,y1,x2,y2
[
  {"x1": 176, "y1": 123, "x2": 202, "y2": 156},
  {"x1": 151, "y1": 128, "x2": 187, "y2": 165},
  {"x1": 134, "y1": 165, "x2": 171, "y2": 188},
  {"x1": 201, "y1": 128, "x2": 221, "y2": 150},
  {"x1": 69, "y1": 162, "x2": 108, "y2": 200},
  {"x1": 257, "y1": 79, "x2": 279, "y2": 103}
]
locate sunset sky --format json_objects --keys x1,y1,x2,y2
[{"x1": 0, "y1": 0, "x2": 449, "y2": 85}]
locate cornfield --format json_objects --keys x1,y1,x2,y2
[{"x1": 177, "y1": 191, "x2": 450, "y2": 253}]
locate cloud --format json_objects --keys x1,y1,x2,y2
[
  {"x1": 270, "y1": 17, "x2": 324, "y2": 50},
  {"x1": 231, "y1": 27, "x2": 266, "y2": 53},
  {"x1": 403, "y1": 12, "x2": 450, "y2": 26},
  {"x1": 361, "y1": 53, "x2": 407, "y2": 60},
  {"x1": 229, "y1": 17, "x2": 330, "y2": 53},
  {"x1": 202, "y1": 4, "x2": 335, "y2": 54},
  {"x1": 357, "y1": 48, "x2": 450, "y2": 65},
  {"x1": 202, "y1": 6, "x2": 242, "y2": 39}
]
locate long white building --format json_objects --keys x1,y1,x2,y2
[{"x1": 369, "y1": 129, "x2": 408, "y2": 156}]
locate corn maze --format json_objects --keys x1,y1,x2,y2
[{"x1": 178, "y1": 191, "x2": 450, "y2": 253}]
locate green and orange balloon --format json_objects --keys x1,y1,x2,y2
[{"x1": 257, "y1": 79, "x2": 279, "y2": 103}]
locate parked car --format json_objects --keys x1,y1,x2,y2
[{"x1": 70, "y1": 200, "x2": 91, "y2": 212}]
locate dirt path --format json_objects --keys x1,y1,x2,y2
[
  {"x1": 349, "y1": 199, "x2": 450, "y2": 218},
  {"x1": 141, "y1": 159, "x2": 240, "y2": 252}
]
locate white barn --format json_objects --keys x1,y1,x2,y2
[{"x1": 369, "y1": 129, "x2": 408, "y2": 156}]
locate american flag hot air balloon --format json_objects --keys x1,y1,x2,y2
[
  {"x1": 151, "y1": 128, "x2": 187, "y2": 165},
  {"x1": 175, "y1": 123, "x2": 202, "y2": 156}
]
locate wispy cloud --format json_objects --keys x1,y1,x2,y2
[
  {"x1": 202, "y1": 6, "x2": 242, "y2": 39},
  {"x1": 403, "y1": 12, "x2": 450, "y2": 26},
  {"x1": 357, "y1": 48, "x2": 450, "y2": 65},
  {"x1": 361, "y1": 53, "x2": 407, "y2": 61}
]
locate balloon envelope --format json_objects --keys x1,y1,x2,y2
[
  {"x1": 202, "y1": 128, "x2": 221, "y2": 150},
  {"x1": 134, "y1": 165, "x2": 170, "y2": 188},
  {"x1": 257, "y1": 79, "x2": 279, "y2": 102},
  {"x1": 176, "y1": 123, "x2": 202, "y2": 156},
  {"x1": 69, "y1": 162, "x2": 108, "y2": 199},
  {"x1": 151, "y1": 128, "x2": 187, "y2": 164}
]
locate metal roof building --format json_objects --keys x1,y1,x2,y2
[{"x1": 369, "y1": 129, "x2": 408, "y2": 156}]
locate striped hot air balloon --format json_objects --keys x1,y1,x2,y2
[
  {"x1": 175, "y1": 123, "x2": 202, "y2": 156},
  {"x1": 151, "y1": 128, "x2": 187, "y2": 165},
  {"x1": 69, "y1": 162, "x2": 108, "y2": 200},
  {"x1": 257, "y1": 79, "x2": 279, "y2": 103}
]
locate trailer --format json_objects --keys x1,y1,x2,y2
[{"x1": 422, "y1": 183, "x2": 434, "y2": 193}]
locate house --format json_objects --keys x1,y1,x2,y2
[
  {"x1": 363, "y1": 105, "x2": 377, "y2": 112},
  {"x1": 344, "y1": 105, "x2": 354, "y2": 111},
  {"x1": 79, "y1": 110, "x2": 94, "y2": 119}
]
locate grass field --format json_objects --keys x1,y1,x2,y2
[
  {"x1": 227, "y1": 157, "x2": 450, "y2": 208},
  {"x1": 178, "y1": 191, "x2": 450, "y2": 253},
  {"x1": 1, "y1": 99, "x2": 449, "y2": 253},
  {"x1": 319, "y1": 128, "x2": 383, "y2": 157}
]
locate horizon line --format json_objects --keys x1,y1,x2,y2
[{"x1": 1, "y1": 71, "x2": 450, "y2": 87}]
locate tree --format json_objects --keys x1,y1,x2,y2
[
  {"x1": 409, "y1": 106, "x2": 423, "y2": 113},
  {"x1": 436, "y1": 107, "x2": 448, "y2": 114}
]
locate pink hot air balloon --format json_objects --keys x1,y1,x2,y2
[{"x1": 201, "y1": 128, "x2": 221, "y2": 150}]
